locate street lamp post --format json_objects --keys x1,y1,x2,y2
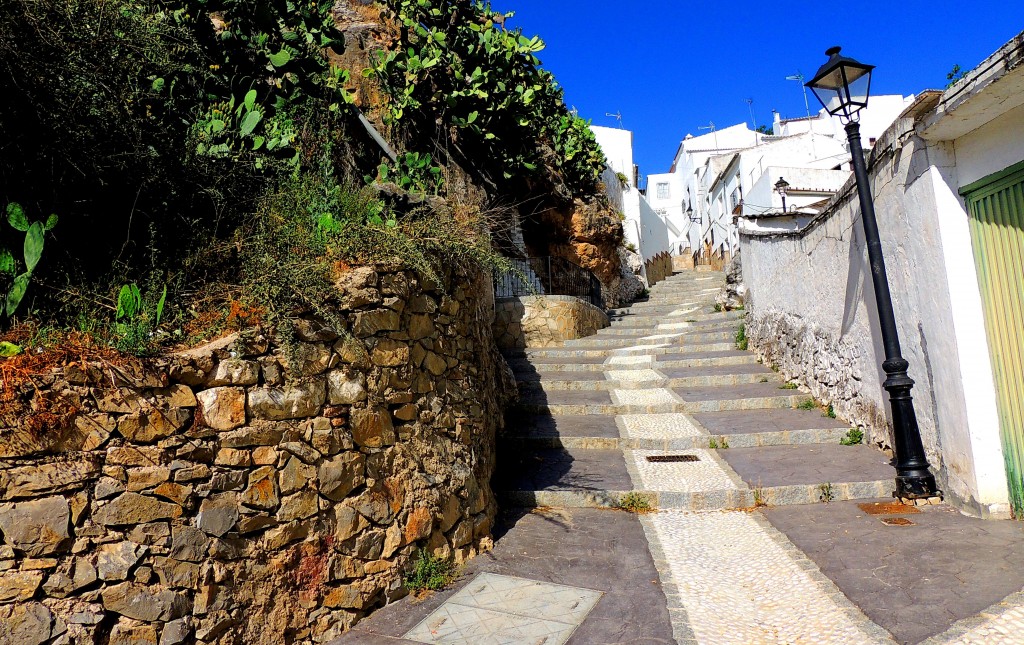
[
  {"x1": 774, "y1": 177, "x2": 790, "y2": 213},
  {"x1": 806, "y1": 47, "x2": 940, "y2": 499}
]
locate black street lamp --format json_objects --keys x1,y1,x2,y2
[
  {"x1": 687, "y1": 204, "x2": 700, "y2": 223},
  {"x1": 807, "y1": 47, "x2": 940, "y2": 499},
  {"x1": 774, "y1": 177, "x2": 790, "y2": 213}
]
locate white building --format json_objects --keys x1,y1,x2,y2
[
  {"x1": 773, "y1": 94, "x2": 915, "y2": 150},
  {"x1": 592, "y1": 125, "x2": 671, "y2": 282}
]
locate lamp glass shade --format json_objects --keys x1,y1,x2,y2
[{"x1": 806, "y1": 47, "x2": 874, "y2": 120}]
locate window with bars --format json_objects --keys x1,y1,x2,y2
[{"x1": 656, "y1": 183, "x2": 670, "y2": 199}]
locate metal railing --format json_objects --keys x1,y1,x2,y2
[{"x1": 495, "y1": 256, "x2": 604, "y2": 309}]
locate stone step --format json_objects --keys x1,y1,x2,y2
[
  {"x1": 517, "y1": 341, "x2": 738, "y2": 359},
  {"x1": 593, "y1": 325, "x2": 737, "y2": 337},
  {"x1": 501, "y1": 408, "x2": 852, "y2": 451},
  {"x1": 515, "y1": 391, "x2": 808, "y2": 415},
  {"x1": 516, "y1": 372, "x2": 780, "y2": 392},
  {"x1": 607, "y1": 314, "x2": 743, "y2": 328},
  {"x1": 505, "y1": 352, "x2": 760, "y2": 372},
  {"x1": 494, "y1": 443, "x2": 896, "y2": 511},
  {"x1": 498, "y1": 427, "x2": 853, "y2": 451},
  {"x1": 569, "y1": 329, "x2": 737, "y2": 346}
]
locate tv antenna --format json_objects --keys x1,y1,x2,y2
[
  {"x1": 698, "y1": 121, "x2": 720, "y2": 149},
  {"x1": 786, "y1": 71, "x2": 817, "y2": 156},
  {"x1": 745, "y1": 98, "x2": 758, "y2": 131},
  {"x1": 605, "y1": 111, "x2": 624, "y2": 129}
]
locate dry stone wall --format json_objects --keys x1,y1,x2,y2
[
  {"x1": 0, "y1": 266, "x2": 514, "y2": 645},
  {"x1": 492, "y1": 296, "x2": 609, "y2": 349}
]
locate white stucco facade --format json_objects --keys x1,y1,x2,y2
[
  {"x1": 592, "y1": 125, "x2": 669, "y2": 274},
  {"x1": 739, "y1": 34, "x2": 1024, "y2": 518},
  {"x1": 773, "y1": 94, "x2": 916, "y2": 150}
]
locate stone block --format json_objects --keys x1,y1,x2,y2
[
  {"x1": 327, "y1": 370, "x2": 367, "y2": 405},
  {"x1": 318, "y1": 453, "x2": 365, "y2": 501},
  {"x1": 98, "y1": 541, "x2": 148, "y2": 581},
  {"x1": 241, "y1": 467, "x2": 280, "y2": 510},
  {"x1": 102, "y1": 582, "x2": 190, "y2": 622},
  {"x1": 350, "y1": 408, "x2": 395, "y2": 448},
  {"x1": 196, "y1": 387, "x2": 246, "y2": 431},
  {"x1": 118, "y1": 408, "x2": 192, "y2": 443},
  {"x1": 94, "y1": 493, "x2": 181, "y2": 526},
  {"x1": 0, "y1": 602, "x2": 54, "y2": 645},
  {"x1": 247, "y1": 380, "x2": 326, "y2": 421},
  {"x1": 0, "y1": 570, "x2": 43, "y2": 602},
  {"x1": 196, "y1": 494, "x2": 239, "y2": 537},
  {"x1": 206, "y1": 359, "x2": 259, "y2": 386},
  {"x1": 276, "y1": 491, "x2": 318, "y2": 522},
  {"x1": 371, "y1": 339, "x2": 409, "y2": 367},
  {"x1": 0, "y1": 457, "x2": 101, "y2": 501},
  {"x1": 353, "y1": 309, "x2": 400, "y2": 337},
  {"x1": 0, "y1": 496, "x2": 71, "y2": 556}
]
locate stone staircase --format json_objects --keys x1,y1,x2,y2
[{"x1": 495, "y1": 270, "x2": 898, "y2": 513}]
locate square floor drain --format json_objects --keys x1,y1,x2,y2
[
  {"x1": 646, "y1": 454, "x2": 700, "y2": 463},
  {"x1": 403, "y1": 572, "x2": 603, "y2": 645},
  {"x1": 881, "y1": 517, "x2": 915, "y2": 526}
]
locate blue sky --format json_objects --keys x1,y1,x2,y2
[{"x1": 495, "y1": 1, "x2": 1024, "y2": 183}]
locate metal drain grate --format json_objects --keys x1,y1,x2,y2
[
  {"x1": 646, "y1": 455, "x2": 700, "y2": 463},
  {"x1": 881, "y1": 517, "x2": 915, "y2": 526}
]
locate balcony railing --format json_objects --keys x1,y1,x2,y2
[{"x1": 495, "y1": 256, "x2": 604, "y2": 309}]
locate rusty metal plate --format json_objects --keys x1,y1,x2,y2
[
  {"x1": 881, "y1": 517, "x2": 916, "y2": 526},
  {"x1": 646, "y1": 455, "x2": 700, "y2": 463},
  {"x1": 858, "y1": 502, "x2": 920, "y2": 515}
]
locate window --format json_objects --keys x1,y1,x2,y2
[
  {"x1": 655, "y1": 208, "x2": 667, "y2": 216},
  {"x1": 656, "y1": 183, "x2": 670, "y2": 200}
]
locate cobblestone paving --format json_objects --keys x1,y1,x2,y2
[
  {"x1": 619, "y1": 413, "x2": 706, "y2": 440},
  {"x1": 611, "y1": 387, "x2": 680, "y2": 406},
  {"x1": 642, "y1": 510, "x2": 888, "y2": 644},
  {"x1": 940, "y1": 605, "x2": 1024, "y2": 644},
  {"x1": 605, "y1": 368, "x2": 662, "y2": 382},
  {"x1": 627, "y1": 450, "x2": 739, "y2": 492}
]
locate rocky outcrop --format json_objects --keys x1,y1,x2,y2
[
  {"x1": 0, "y1": 266, "x2": 513, "y2": 645},
  {"x1": 716, "y1": 253, "x2": 747, "y2": 311}
]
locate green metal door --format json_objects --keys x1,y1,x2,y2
[{"x1": 963, "y1": 160, "x2": 1024, "y2": 517}]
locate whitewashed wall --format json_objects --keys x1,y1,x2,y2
[{"x1": 740, "y1": 109, "x2": 1013, "y2": 518}]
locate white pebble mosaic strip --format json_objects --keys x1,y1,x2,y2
[
  {"x1": 606, "y1": 355, "x2": 653, "y2": 366},
  {"x1": 627, "y1": 450, "x2": 739, "y2": 492},
  {"x1": 612, "y1": 388, "x2": 679, "y2": 406},
  {"x1": 647, "y1": 510, "x2": 883, "y2": 644},
  {"x1": 605, "y1": 369, "x2": 662, "y2": 383},
  {"x1": 619, "y1": 413, "x2": 705, "y2": 440},
  {"x1": 940, "y1": 605, "x2": 1024, "y2": 644}
]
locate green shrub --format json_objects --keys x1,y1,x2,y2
[
  {"x1": 405, "y1": 549, "x2": 458, "y2": 593},
  {"x1": 735, "y1": 324, "x2": 748, "y2": 350},
  {"x1": 841, "y1": 428, "x2": 864, "y2": 446}
]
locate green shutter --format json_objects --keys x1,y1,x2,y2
[{"x1": 964, "y1": 162, "x2": 1024, "y2": 516}]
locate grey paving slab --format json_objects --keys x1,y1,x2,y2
[
  {"x1": 762, "y1": 500, "x2": 1024, "y2": 644},
  {"x1": 333, "y1": 508, "x2": 677, "y2": 645},
  {"x1": 721, "y1": 444, "x2": 896, "y2": 487},
  {"x1": 693, "y1": 408, "x2": 851, "y2": 434},
  {"x1": 493, "y1": 447, "x2": 632, "y2": 492},
  {"x1": 656, "y1": 349, "x2": 750, "y2": 362},
  {"x1": 659, "y1": 363, "x2": 773, "y2": 379},
  {"x1": 504, "y1": 414, "x2": 621, "y2": 439},
  {"x1": 515, "y1": 370, "x2": 609, "y2": 382},
  {"x1": 672, "y1": 381, "x2": 804, "y2": 402},
  {"x1": 519, "y1": 389, "x2": 613, "y2": 406},
  {"x1": 511, "y1": 355, "x2": 607, "y2": 365}
]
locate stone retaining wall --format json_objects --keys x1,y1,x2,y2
[
  {"x1": 0, "y1": 266, "x2": 514, "y2": 645},
  {"x1": 492, "y1": 296, "x2": 609, "y2": 349},
  {"x1": 644, "y1": 252, "x2": 673, "y2": 286}
]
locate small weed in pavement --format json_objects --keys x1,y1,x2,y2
[
  {"x1": 825, "y1": 404, "x2": 837, "y2": 419},
  {"x1": 841, "y1": 428, "x2": 864, "y2": 446},
  {"x1": 617, "y1": 492, "x2": 653, "y2": 513},
  {"x1": 759, "y1": 377, "x2": 769, "y2": 383},
  {"x1": 714, "y1": 303, "x2": 723, "y2": 312},
  {"x1": 778, "y1": 382, "x2": 798, "y2": 390},
  {"x1": 708, "y1": 437, "x2": 728, "y2": 449},
  {"x1": 708, "y1": 437, "x2": 719, "y2": 449},
  {"x1": 797, "y1": 399, "x2": 817, "y2": 410},
  {"x1": 753, "y1": 485, "x2": 769, "y2": 507},
  {"x1": 735, "y1": 324, "x2": 748, "y2": 350},
  {"x1": 405, "y1": 549, "x2": 458, "y2": 594},
  {"x1": 819, "y1": 482, "x2": 836, "y2": 503}
]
